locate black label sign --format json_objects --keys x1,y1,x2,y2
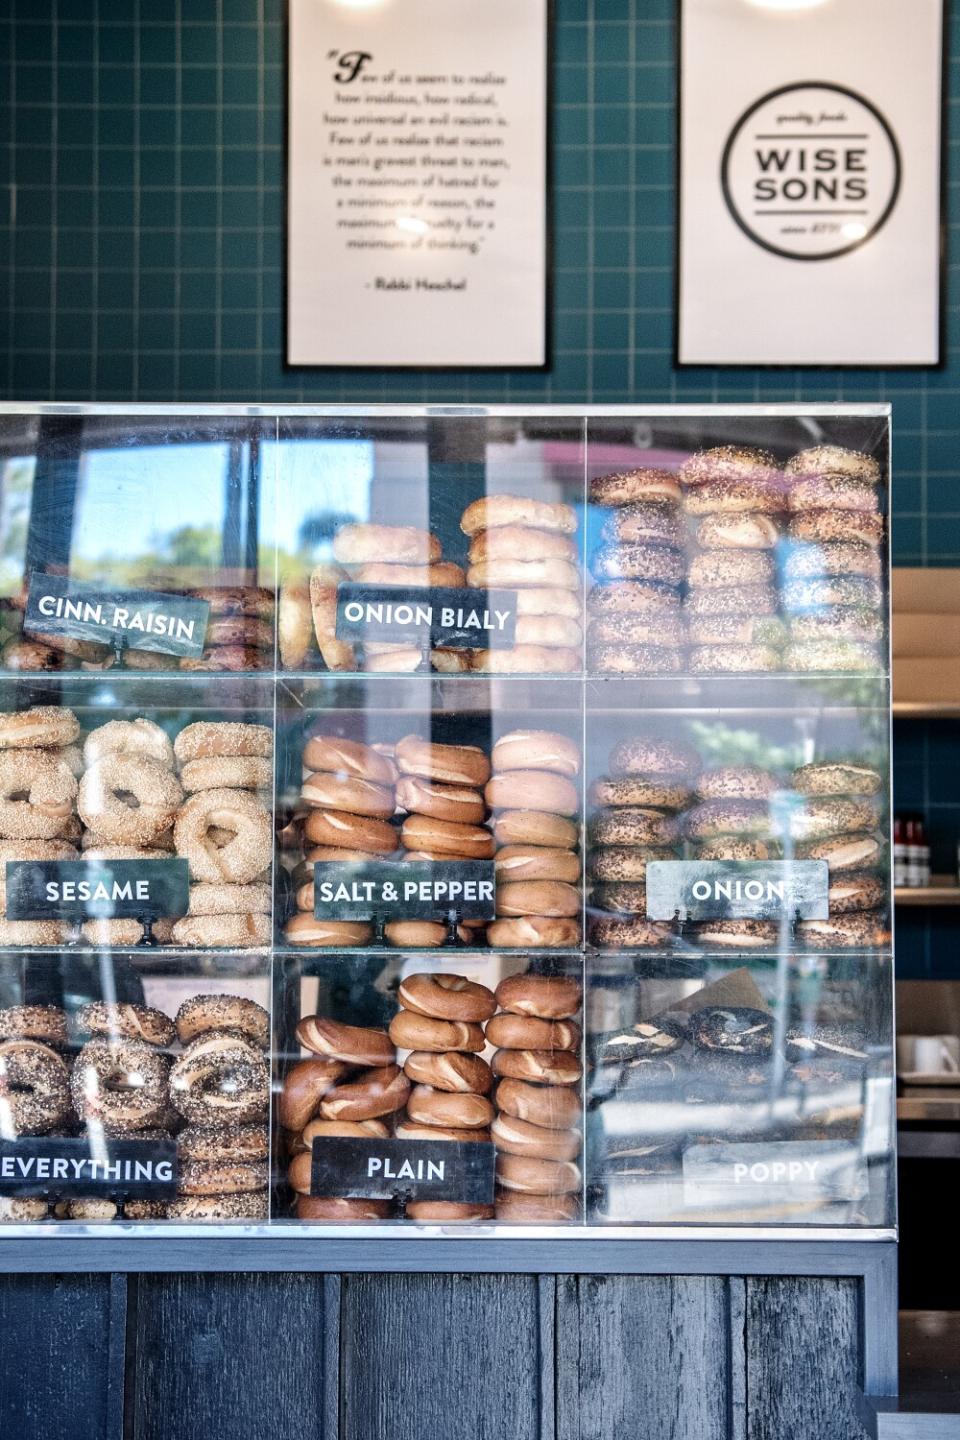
[
  {"x1": 5, "y1": 859, "x2": 190, "y2": 921},
  {"x1": 0, "y1": 1138, "x2": 178, "y2": 1198},
  {"x1": 645, "y1": 860, "x2": 829, "y2": 922},
  {"x1": 335, "y1": 583, "x2": 518, "y2": 649},
  {"x1": 25, "y1": 572, "x2": 210, "y2": 657},
  {"x1": 313, "y1": 860, "x2": 495, "y2": 922},
  {"x1": 311, "y1": 1137, "x2": 495, "y2": 1203}
]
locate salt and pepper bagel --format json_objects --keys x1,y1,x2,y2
[
  {"x1": 388, "y1": 1011, "x2": 485, "y2": 1054},
  {"x1": 303, "y1": 807, "x2": 398, "y2": 854},
  {"x1": 403, "y1": 1050, "x2": 493, "y2": 1094},
  {"x1": 485, "y1": 917, "x2": 581, "y2": 948},
  {"x1": 83, "y1": 719, "x2": 174, "y2": 770},
  {"x1": 406, "y1": 1086, "x2": 494, "y2": 1130},
  {"x1": 400, "y1": 814, "x2": 495, "y2": 859},
  {"x1": 492, "y1": 811, "x2": 579, "y2": 850},
  {"x1": 485, "y1": 771, "x2": 579, "y2": 816},
  {"x1": 491, "y1": 730, "x2": 581, "y2": 777},
  {"x1": 495, "y1": 1078, "x2": 582, "y2": 1129},
  {"x1": 320, "y1": 1065, "x2": 411, "y2": 1122},
  {"x1": 485, "y1": 1014, "x2": 581, "y2": 1052},
  {"x1": 300, "y1": 772, "x2": 396, "y2": 818},
  {"x1": 395, "y1": 777, "x2": 485, "y2": 825},
  {"x1": 284, "y1": 915, "x2": 373, "y2": 947},
  {"x1": 302, "y1": 735, "x2": 397, "y2": 785},
  {"x1": 495, "y1": 881, "x2": 581, "y2": 918},
  {"x1": 0, "y1": 751, "x2": 77, "y2": 840},
  {"x1": 297, "y1": 1016, "x2": 395, "y2": 1067},
  {"x1": 494, "y1": 846, "x2": 581, "y2": 884},
  {"x1": 174, "y1": 788, "x2": 272, "y2": 882},
  {"x1": 384, "y1": 920, "x2": 466, "y2": 948},
  {"x1": 279, "y1": 1057, "x2": 349, "y2": 1130},
  {"x1": 398, "y1": 973, "x2": 496, "y2": 1023},
  {"x1": 460, "y1": 496, "x2": 578, "y2": 536},
  {"x1": 494, "y1": 974, "x2": 582, "y2": 1020},
  {"x1": 395, "y1": 735, "x2": 490, "y2": 786},
  {"x1": 174, "y1": 722, "x2": 273, "y2": 763}
]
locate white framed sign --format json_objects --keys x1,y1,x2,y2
[
  {"x1": 287, "y1": 0, "x2": 548, "y2": 369},
  {"x1": 678, "y1": 0, "x2": 943, "y2": 367}
]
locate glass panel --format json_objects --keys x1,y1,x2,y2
[
  {"x1": 272, "y1": 950, "x2": 584, "y2": 1225},
  {"x1": 582, "y1": 412, "x2": 894, "y2": 1229},
  {"x1": 0, "y1": 413, "x2": 275, "y2": 674},
  {"x1": 0, "y1": 404, "x2": 894, "y2": 1237},
  {"x1": 274, "y1": 414, "x2": 586, "y2": 675}
]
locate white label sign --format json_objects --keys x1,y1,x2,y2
[
  {"x1": 679, "y1": 0, "x2": 942, "y2": 365},
  {"x1": 287, "y1": 0, "x2": 547, "y2": 367}
]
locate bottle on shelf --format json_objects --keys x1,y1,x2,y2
[{"x1": 893, "y1": 815, "x2": 908, "y2": 889}]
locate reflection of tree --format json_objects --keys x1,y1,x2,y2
[{"x1": 0, "y1": 459, "x2": 35, "y2": 593}]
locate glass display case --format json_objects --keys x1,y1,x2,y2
[{"x1": 0, "y1": 404, "x2": 894, "y2": 1241}]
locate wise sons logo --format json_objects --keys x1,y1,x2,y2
[{"x1": 721, "y1": 81, "x2": 901, "y2": 261}]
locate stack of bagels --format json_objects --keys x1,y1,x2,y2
[
  {"x1": 391, "y1": 972, "x2": 497, "y2": 1221},
  {"x1": 462, "y1": 495, "x2": 582, "y2": 673},
  {"x1": 287, "y1": 734, "x2": 399, "y2": 949},
  {"x1": 587, "y1": 735, "x2": 695, "y2": 950},
  {"x1": 487, "y1": 729, "x2": 582, "y2": 949},
  {"x1": 280, "y1": 523, "x2": 469, "y2": 674},
  {"x1": 283, "y1": 1014, "x2": 406, "y2": 1222},
  {"x1": 0, "y1": 709, "x2": 273, "y2": 948},
  {"x1": 587, "y1": 468, "x2": 688, "y2": 674},
  {"x1": 680, "y1": 446, "x2": 786, "y2": 676},
  {"x1": 488, "y1": 973, "x2": 583, "y2": 1222}
]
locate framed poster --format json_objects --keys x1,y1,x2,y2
[
  {"x1": 287, "y1": 0, "x2": 548, "y2": 369},
  {"x1": 678, "y1": 0, "x2": 943, "y2": 367}
]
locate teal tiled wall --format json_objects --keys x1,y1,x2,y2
[{"x1": 2, "y1": 0, "x2": 960, "y2": 973}]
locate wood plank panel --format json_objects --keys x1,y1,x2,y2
[
  {"x1": 745, "y1": 1277, "x2": 865, "y2": 1440},
  {"x1": 0, "y1": 1273, "x2": 120, "y2": 1440},
  {"x1": 128, "y1": 1273, "x2": 331, "y2": 1440},
  {"x1": 340, "y1": 1273, "x2": 548, "y2": 1440},
  {"x1": 556, "y1": 1274, "x2": 736, "y2": 1440}
]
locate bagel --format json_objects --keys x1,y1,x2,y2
[
  {"x1": 460, "y1": 496, "x2": 578, "y2": 536},
  {"x1": 398, "y1": 972, "x2": 496, "y2": 1023},
  {"x1": 302, "y1": 735, "x2": 397, "y2": 786}
]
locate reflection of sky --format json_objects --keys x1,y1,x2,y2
[
  {"x1": 72, "y1": 444, "x2": 231, "y2": 561},
  {"x1": 68, "y1": 439, "x2": 374, "y2": 560}
]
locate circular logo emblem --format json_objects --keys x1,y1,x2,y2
[{"x1": 721, "y1": 81, "x2": 901, "y2": 262}]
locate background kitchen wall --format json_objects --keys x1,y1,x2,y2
[{"x1": 1, "y1": 0, "x2": 958, "y2": 972}]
